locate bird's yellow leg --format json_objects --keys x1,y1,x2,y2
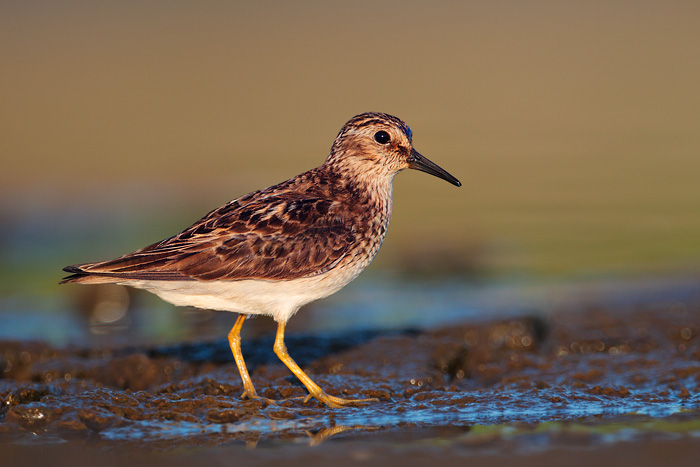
[
  {"x1": 273, "y1": 320, "x2": 378, "y2": 408},
  {"x1": 228, "y1": 314, "x2": 264, "y2": 401}
]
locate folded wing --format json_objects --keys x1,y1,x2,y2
[{"x1": 61, "y1": 194, "x2": 356, "y2": 284}]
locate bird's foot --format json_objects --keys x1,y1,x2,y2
[
  {"x1": 240, "y1": 390, "x2": 276, "y2": 405},
  {"x1": 304, "y1": 392, "x2": 379, "y2": 409}
]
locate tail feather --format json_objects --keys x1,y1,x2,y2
[
  {"x1": 62, "y1": 264, "x2": 86, "y2": 274},
  {"x1": 59, "y1": 263, "x2": 192, "y2": 284},
  {"x1": 60, "y1": 263, "x2": 107, "y2": 284}
]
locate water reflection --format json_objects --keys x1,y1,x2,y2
[{"x1": 78, "y1": 284, "x2": 131, "y2": 333}]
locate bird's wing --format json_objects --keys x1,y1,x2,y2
[{"x1": 61, "y1": 194, "x2": 359, "y2": 283}]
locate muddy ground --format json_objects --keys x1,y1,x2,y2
[{"x1": 1, "y1": 297, "x2": 699, "y2": 465}]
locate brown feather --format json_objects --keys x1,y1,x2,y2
[{"x1": 61, "y1": 165, "x2": 380, "y2": 283}]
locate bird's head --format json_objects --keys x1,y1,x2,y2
[{"x1": 326, "y1": 112, "x2": 461, "y2": 187}]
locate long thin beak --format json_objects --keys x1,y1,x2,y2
[{"x1": 407, "y1": 148, "x2": 461, "y2": 187}]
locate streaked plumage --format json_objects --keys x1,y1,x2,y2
[{"x1": 61, "y1": 112, "x2": 460, "y2": 407}]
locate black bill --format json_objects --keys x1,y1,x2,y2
[{"x1": 407, "y1": 148, "x2": 461, "y2": 187}]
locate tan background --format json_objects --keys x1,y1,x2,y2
[{"x1": 2, "y1": 1, "x2": 700, "y2": 293}]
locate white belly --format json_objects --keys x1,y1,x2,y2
[{"x1": 119, "y1": 261, "x2": 365, "y2": 323}]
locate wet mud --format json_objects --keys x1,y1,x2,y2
[{"x1": 1, "y1": 299, "x2": 699, "y2": 461}]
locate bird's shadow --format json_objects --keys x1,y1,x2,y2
[{"x1": 140, "y1": 327, "x2": 419, "y2": 370}]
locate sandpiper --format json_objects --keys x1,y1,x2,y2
[{"x1": 61, "y1": 112, "x2": 461, "y2": 408}]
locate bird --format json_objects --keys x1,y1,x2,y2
[{"x1": 61, "y1": 112, "x2": 461, "y2": 408}]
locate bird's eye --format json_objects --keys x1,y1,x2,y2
[{"x1": 374, "y1": 131, "x2": 391, "y2": 145}]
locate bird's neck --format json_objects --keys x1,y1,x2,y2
[{"x1": 322, "y1": 162, "x2": 394, "y2": 212}]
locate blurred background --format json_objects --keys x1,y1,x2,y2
[{"x1": 2, "y1": 1, "x2": 699, "y2": 343}]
